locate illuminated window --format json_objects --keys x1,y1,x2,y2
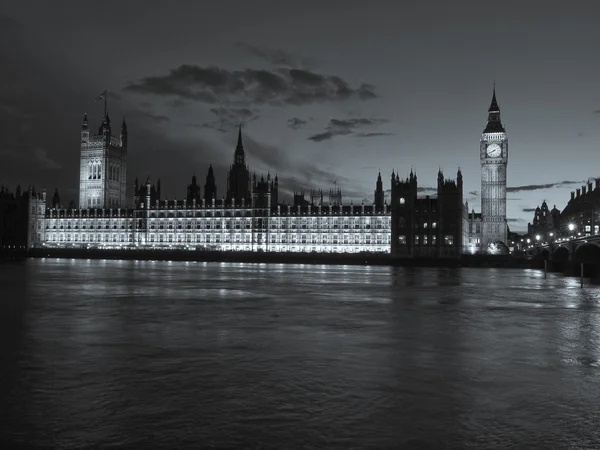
[
  {"x1": 400, "y1": 198, "x2": 405, "y2": 204},
  {"x1": 445, "y1": 235, "x2": 454, "y2": 245}
]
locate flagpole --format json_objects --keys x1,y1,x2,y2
[{"x1": 104, "y1": 89, "x2": 108, "y2": 118}]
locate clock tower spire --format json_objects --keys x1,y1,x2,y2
[{"x1": 480, "y1": 85, "x2": 508, "y2": 253}]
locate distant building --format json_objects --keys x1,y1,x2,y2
[
  {"x1": 1, "y1": 185, "x2": 46, "y2": 253},
  {"x1": 527, "y1": 200, "x2": 560, "y2": 241},
  {"x1": 559, "y1": 179, "x2": 600, "y2": 237},
  {"x1": 390, "y1": 169, "x2": 466, "y2": 257}
]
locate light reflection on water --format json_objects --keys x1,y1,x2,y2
[{"x1": 1, "y1": 259, "x2": 600, "y2": 449}]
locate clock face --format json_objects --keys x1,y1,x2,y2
[{"x1": 486, "y1": 143, "x2": 501, "y2": 158}]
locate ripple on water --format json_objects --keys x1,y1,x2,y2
[{"x1": 1, "y1": 260, "x2": 600, "y2": 449}]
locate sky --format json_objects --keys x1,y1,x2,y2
[{"x1": 1, "y1": 0, "x2": 599, "y2": 232}]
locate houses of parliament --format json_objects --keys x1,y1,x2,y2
[{"x1": 17, "y1": 90, "x2": 510, "y2": 257}]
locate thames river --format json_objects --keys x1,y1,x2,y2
[{"x1": 1, "y1": 259, "x2": 599, "y2": 449}]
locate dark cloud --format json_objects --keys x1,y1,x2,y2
[
  {"x1": 195, "y1": 107, "x2": 260, "y2": 132},
  {"x1": 235, "y1": 42, "x2": 314, "y2": 68},
  {"x1": 507, "y1": 218, "x2": 524, "y2": 223},
  {"x1": 522, "y1": 208, "x2": 536, "y2": 212},
  {"x1": 417, "y1": 187, "x2": 436, "y2": 194},
  {"x1": 127, "y1": 110, "x2": 170, "y2": 124},
  {"x1": 0, "y1": 103, "x2": 33, "y2": 120},
  {"x1": 123, "y1": 65, "x2": 377, "y2": 106},
  {"x1": 239, "y1": 133, "x2": 361, "y2": 200},
  {"x1": 287, "y1": 117, "x2": 308, "y2": 130},
  {"x1": 107, "y1": 91, "x2": 121, "y2": 101},
  {"x1": 507, "y1": 180, "x2": 585, "y2": 192},
  {"x1": 211, "y1": 107, "x2": 259, "y2": 123},
  {"x1": 593, "y1": 110, "x2": 600, "y2": 114},
  {"x1": 34, "y1": 148, "x2": 61, "y2": 170},
  {"x1": 355, "y1": 132, "x2": 394, "y2": 138},
  {"x1": 308, "y1": 130, "x2": 340, "y2": 142},
  {"x1": 168, "y1": 99, "x2": 189, "y2": 108},
  {"x1": 468, "y1": 190, "x2": 479, "y2": 196},
  {"x1": 308, "y1": 117, "x2": 388, "y2": 142}
]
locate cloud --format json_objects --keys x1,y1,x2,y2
[
  {"x1": 235, "y1": 42, "x2": 314, "y2": 68},
  {"x1": 107, "y1": 91, "x2": 121, "y2": 101},
  {"x1": 196, "y1": 107, "x2": 260, "y2": 132},
  {"x1": 308, "y1": 117, "x2": 388, "y2": 142},
  {"x1": 287, "y1": 117, "x2": 308, "y2": 130},
  {"x1": 522, "y1": 208, "x2": 536, "y2": 212},
  {"x1": 507, "y1": 218, "x2": 525, "y2": 223},
  {"x1": 238, "y1": 133, "x2": 365, "y2": 200},
  {"x1": 0, "y1": 103, "x2": 33, "y2": 120},
  {"x1": 507, "y1": 180, "x2": 585, "y2": 193},
  {"x1": 127, "y1": 110, "x2": 170, "y2": 124},
  {"x1": 355, "y1": 132, "x2": 394, "y2": 138},
  {"x1": 168, "y1": 99, "x2": 189, "y2": 108},
  {"x1": 593, "y1": 110, "x2": 600, "y2": 114},
  {"x1": 468, "y1": 190, "x2": 479, "y2": 196},
  {"x1": 34, "y1": 148, "x2": 61, "y2": 170},
  {"x1": 123, "y1": 65, "x2": 377, "y2": 106}
]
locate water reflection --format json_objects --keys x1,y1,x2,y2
[{"x1": 1, "y1": 259, "x2": 600, "y2": 448}]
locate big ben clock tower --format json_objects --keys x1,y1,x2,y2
[{"x1": 480, "y1": 86, "x2": 508, "y2": 252}]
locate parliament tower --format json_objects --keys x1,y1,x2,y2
[
  {"x1": 79, "y1": 113, "x2": 128, "y2": 209},
  {"x1": 480, "y1": 87, "x2": 508, "y2": 250}
]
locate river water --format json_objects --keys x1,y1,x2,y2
[{"x1": 1, "y1": 259, "x2": 599, "y2": 449}]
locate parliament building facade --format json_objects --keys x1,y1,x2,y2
[{"x1": 24, "y1": 90, "x2": 508, "y2": 257}]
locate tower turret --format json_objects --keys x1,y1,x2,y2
[
  {"x1": 121, "y1": 118, "x2": 128, "y2": 148},
  {"x1": 374, "y1": 171, "x2": 384, "y2": 210},
  {"x1": 227, "y1": 127, "x2": 251, "y2": 203},
  {"x1": 52, "y1": 188, "x2": 60, "y2": 209},
  {"x1": 204, "y1": 164, "x2": 217, "y2": 202},
  {"x1": 81, "y1": 113, "x2": 89, "y2": 143},
  {"x1": 234, "y1": 125, "x2": 245, "y2": 165}
]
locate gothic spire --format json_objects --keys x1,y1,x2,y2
[
  {"x1": 236, "y1": 125, "x2": 243, "y2": 150},
  {"x1": 488, "y1": 83, "x2": 500, "y2": 112},
  {"x1": 484, "y1": 84, "x2": 505, "y2": 133},
  {"x1": 233, "y1": 125, "x2": 245, "y2": 165}
]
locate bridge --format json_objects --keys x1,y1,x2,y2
[{"x1": 531, "y1": 234, "x2": 600, "y2": 279}]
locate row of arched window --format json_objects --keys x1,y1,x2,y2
[{"x1": 87, "y1": 161, "x2": 122, "y2": 181}]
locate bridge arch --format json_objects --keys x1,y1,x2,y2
[
  {"x1": 574, "y1": 242, "x2": 600, "y2": 263},
  {"x1": 551, "y1": 246, "x2": 570, "y2": 263}
]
